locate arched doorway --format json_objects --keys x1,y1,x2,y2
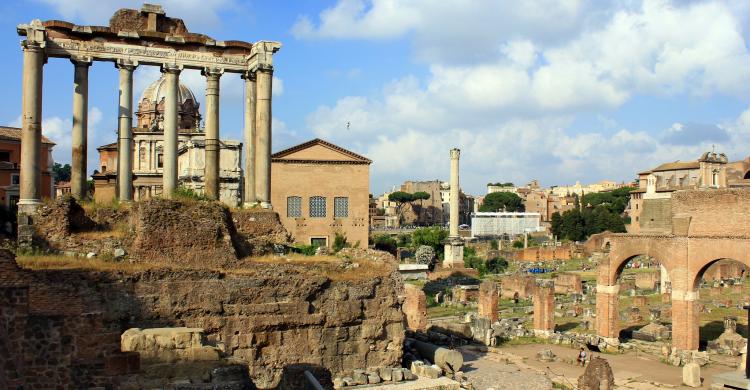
[
  {"x1": 690, "y1": 258, "x2": 749, "y2": 352},
  {"x1": 744, "y1": 170, "x2": 750, "y2": 180}
]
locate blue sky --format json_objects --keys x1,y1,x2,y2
[{"x1": 2, "y1": 0, "x2": 750, "y2": 195}]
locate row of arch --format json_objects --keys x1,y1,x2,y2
[{"x1": 596, "y1": 235, "x2": 750, "y2": 351}]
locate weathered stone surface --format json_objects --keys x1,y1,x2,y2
[
  {"x1": 577, "y1": 357, "x2": 614, "y2": 390},
  {"x1": 0, "y1": 247, "x2": 403, "y2": 389},
  {"x1": 682, "y1": 362, "x2": 701, "y2": 387},
  {"x1": 403, "y1": 284, "x2": 427, "y2": 331}
]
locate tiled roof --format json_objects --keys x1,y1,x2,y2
[
  {"x1": 0, "y1": 126, "x2": 55, "y2": 144},
  {"x1": 271, "y1": 138, "x2": 372, "y2": 164},
  {"x1": 651, "y1": 161, "x2": 700, "y2": 172}
]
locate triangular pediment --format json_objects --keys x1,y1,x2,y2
[{"x1": 272, "y1": 139, "x2": 371, "y2": 164}]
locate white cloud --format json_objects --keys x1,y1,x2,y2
[{"x1": 35, "y1": 0, "x2": 238, "y2": 30}]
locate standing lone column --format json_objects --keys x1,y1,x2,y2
[
  {"x1": 242, "y1": 71, "x2": 257, "y2": 207},
  {"x1": 443, "y1": 148, "x2": 465, "y2": 268},
  {"x1": 71, "y1": 57, "x2": 91, "y2": 200},
  {"x1": 116, "y1": 60, "x2": 136, "y2": 201},
  {"x1": 162, "y1": 64, "x2": 181, "y2": 198},
  {"x1": 254, "y1": 68, "x2": 272, "y2": 208},
  {"x1": 18, "y1": 36, "x2": 45, "y2": 214},
  {"x1": 449, "y1": 148, "x2": 460, "y2": 238},
  {"x1": 202, "y1": 67, "x2": 222, "y2": 200}
]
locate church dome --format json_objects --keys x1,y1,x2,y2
[
  {"x1": 136, "y1": 75, "x2": 201, "y2": 131},
  {"x1": 140, "y1": 75, "x2": 198, "y2": 105}
]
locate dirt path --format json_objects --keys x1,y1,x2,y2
[{"x1": 497, "y1": 343, "x2": 736, "y2": 389}]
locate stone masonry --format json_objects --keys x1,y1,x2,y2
[
  {"x1": 533, "y1": 280, "x2": 555, "y2": 335},
  {"x1": 477, "y1": 280, "x2": 499, "y2": 324},
  {"x1": 0, "y1": 249, "x2": 404, "y2": 389},
  {"x1": 403, "y1": 284, "x2": 428, "y2": 332}
]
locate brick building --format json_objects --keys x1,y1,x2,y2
[
  {"x1": 270, "y1": 139, "x2": 371, "y2": 248},
  {"x1": 0, "y1": 126, "x2": 55, "y2": 208}
]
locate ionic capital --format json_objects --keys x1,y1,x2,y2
[
  {"x1": 202, "y1": 67, "x2": 224, "y2": 79},
  {"x1": 70, "y1": 56, "x2": 92, "y2": 67},
  {"x1": 116, "y1": 59, "x2": 138, "y2": 71},
  {"x1": 241, "y1": 70, "x2": 257, "y2": 81},
  {"x1": 161, "y1": 63, "x2": 182, "y2": 74}
]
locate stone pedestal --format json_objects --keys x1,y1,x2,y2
[{"x1": 443, "y1": 240, "x2": 464, "y2": 268}]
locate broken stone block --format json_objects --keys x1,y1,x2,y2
[
  {"x1": 379, "y1": 367, "x2": 393, "y2": 381},
  {"x1": 367, "y1": 373, "x2": 381, "y2": 384},
  {"x1": 353, "y1": 370, "x2": 367, "y2": 385},
  {"x1": 392, "y1": 368, "x2": 403, "y2": 382},
  {"x1": 403, "y1": 368, "x2": 417, "y2": 381},
  {"x1": 421, "y1": 365, "x2": 442, "y2": 379},
  {"x1": 683, "y1": 362, "x2": 701, "y2": 387},
  {"x1": 333, "y1": 377, "x2": 344, "y2": 389},
  {"x1": 536, "y1": 348, "x2": 556, "y2": 362}
]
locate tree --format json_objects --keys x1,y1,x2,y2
[
  {"x1": 479, "y1": 191, "x2": 524, "y2": 212},
  {"x1": 412, "y1": 227, "x2": 448, "y2": 257},
  {"x1": 332, "y1": 232, "x2": 350, "y2": 253},
  {"x1": 372, "y1": 234, "x2": 397, "y2": 254},
  {"x1": 552, "y1": 205, "x2": 627, "y2": 242},
  {"x1": 551, "y1": 212, "x2": 563, "y2": 239},
  {"x1": 52, "y1": 163, "x2": 71, "y2": 183},
  {"x1": 388, "y1": 191, "x2": 416, "y2": 223}
]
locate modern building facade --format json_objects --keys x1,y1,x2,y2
[
  {"x1": 270, "y1": 139, "x2": 371, "y2": 248},
  {"x1": 471, "y1": 212, "x2": 543, "y2": 237}
]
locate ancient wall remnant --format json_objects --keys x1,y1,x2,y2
[
  {"x1": 403, "y1": 284, "x2": 428, "y2": 332},
  {"x1": 477, "y1": 280, "x2": 498, "y2": 323},
  {"x1": 635, "y1": 270, "x2": 660, "y2": 290},
  {"x1": 499, "y1": 274, "x2": 536, "y2": 299},
  {"x1": 533, "y1": 280, "x2": 555, "y2": 334},
  {"x1": 554, "y1": 273, "x2": 582, "y2": 294},
  {"x1": 0, "y1": 248, "x2": 404, "y2": 389}
]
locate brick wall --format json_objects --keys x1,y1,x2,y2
[
  {"x1": 554, "y1": 273, "x2": 582, "y2": 294},
  {"x1": 477, "y1": 281, "x2": 498, "y2": 323},
  {"x1": 0, "y1": 250, "x2": 404, "y2": 388},
  {"x1": 533, "y1": 282, "x2": 555, "y2": 332},
  {"x1": 403, "y1": 284, "x2": 427, "y2": 332}
]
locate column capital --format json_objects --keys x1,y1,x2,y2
[
  {"x1": 450, "y1": 148, "x2": 460, "y2": 159},
  {"x1": 202, "y1": 67, "x2": 224, "y2": 79},
  {"x1": 161, "y1": 63, "x2": 182, "y2": 74},
  {"x1": 116, "y1": 59, "x2": 137, "y2": 71},
  {"x1": 250, "y1": 40, "x2": 281, "y2": 73},
  {"x1": 70, "y1": 56, "x2": 92, "y2": 67},
  {"x1": 241, "y1": 70, "x2": 257, "y2": 81},
  {"x1": 17, "y1": 19, "x2": 46, "y2": 48}
]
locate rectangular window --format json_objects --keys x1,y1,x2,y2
[
  {"x1": 11, "y1": 174, "x2": 19, "y2": 185},
  {"x1": 287, "y1": 196, "x2": 302, "y2": 218},
  {"x1": 157, "y1": 154, "x2": 164, "y2": 168},
  {"x1": 334, "y1": 196, "x2": 349, "y2": 218},
  {"x1": 311, "y1": 237, "x2": 327, "y2": 248},
  {"x1": 0, "y1": 151, "x2": 10, "y2": 162},
  {"x1": 310, "y1": 196, "x2": 326, "y2": 218}
]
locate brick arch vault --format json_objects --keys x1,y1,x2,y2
[{"x1": 596, "y1": 234, "x2": 750, "y2": 351}]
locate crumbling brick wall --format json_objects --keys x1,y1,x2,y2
[
  {"x1": 477, "y1": 280, "x2": 498, "y2": 323},
  {"x1": 0, "y1": 249, "x2": 404, "y2": 389},
  {"x1": 403, "y1": 284, "x2": 427, "y2": 331}
]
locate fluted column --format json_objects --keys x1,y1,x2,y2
[
  {"x1": 71, "y1": 57, "x2": 91, "y2": 200},
  {"x1": 162, "y1": 64, "x2": 180, "y2": 198},
  {"x1": 254, "y1": 68, "x2": 272, "y2": 208},
  {"x1": 18, "y1": 39, "x2": 44, "y2": 214},
  {"x1": 242, "y1": 71, "x2": 257, "y2": 207},
  {"x1": 116, "y1": 60, "x2": 136, "y2": 201},
  {"x1": 202, "y1": 67, "x2": 222, "y2": 200}
]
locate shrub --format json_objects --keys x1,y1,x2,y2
[
  {"x1": 173, "y1": 186, "x2": 210, "y2": 201},
  {"x1": 294, "y1": 244, "x2": 317, "y2": 256},
  {"x1": 332, "y1": 232, "x2": 350, "y2": 253},
  {"x1": 372, "y1": 234, "x2": 397, "y2": 254},
  {"x1": 490, "y1": 239, "x2": 499, "y2": 250},
  {"x1": 414, "y1": 245, "x2": 435, "y2": 265}
]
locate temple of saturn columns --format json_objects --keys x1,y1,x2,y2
[
  {"x1": 443, "y1": 148, "x2": 465, "y2": 268},
  {"x1": 15, "y1": 4, "x2": 280, "y2": 214}
]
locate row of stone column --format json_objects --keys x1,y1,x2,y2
[{"x1": 18, "y1": 41, "x2": 274, "y2": 212}]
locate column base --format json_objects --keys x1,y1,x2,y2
[
  {"x1": 260, "y1": 202, "x2": 273, "y2": 210},
  {"x1": 242, "y1": 202, "x2": 259, "y2": 209},
  {"x1": 17, "y1": 199, "x2": 42, "y2": 215},
  {"x1": 443, "y1": 240, "x2": 464, "y2": 268}
]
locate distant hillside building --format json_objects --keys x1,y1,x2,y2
[
  {"x1": 271, "y1": 139, "x2": 371, "y2": 248},
  {"x1": 92, "y1": 76, "x2": 242, "y2": 205},
  {"x1": 0, "y1": 126, "x2": 55, "y2": 208},
  {"x1": 628, "y1": 151, "x2": 729, "y2": 233}
]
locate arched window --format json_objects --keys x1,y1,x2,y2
[{"x1": 310, "y1": 196, "x2": 326, "y2": 218}]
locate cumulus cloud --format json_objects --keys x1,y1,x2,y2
[{"x1": 296, "y1": 0, "x2": 750, "y2": 193}]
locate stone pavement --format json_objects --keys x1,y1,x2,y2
[{"x1": 458, "y1": 348, "x2": 553, "y2": 390}]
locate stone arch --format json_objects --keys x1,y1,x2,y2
[
  {"x1": 691, "y1": 257, "x2": 750, "y2": 291},
  {"x1": 744, "y1": 170, "x2": 750, "y2": 180}
]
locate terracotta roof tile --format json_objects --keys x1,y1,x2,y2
[{"x1": 0, "y1": 126, "x2": 55, "y2": 145}]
